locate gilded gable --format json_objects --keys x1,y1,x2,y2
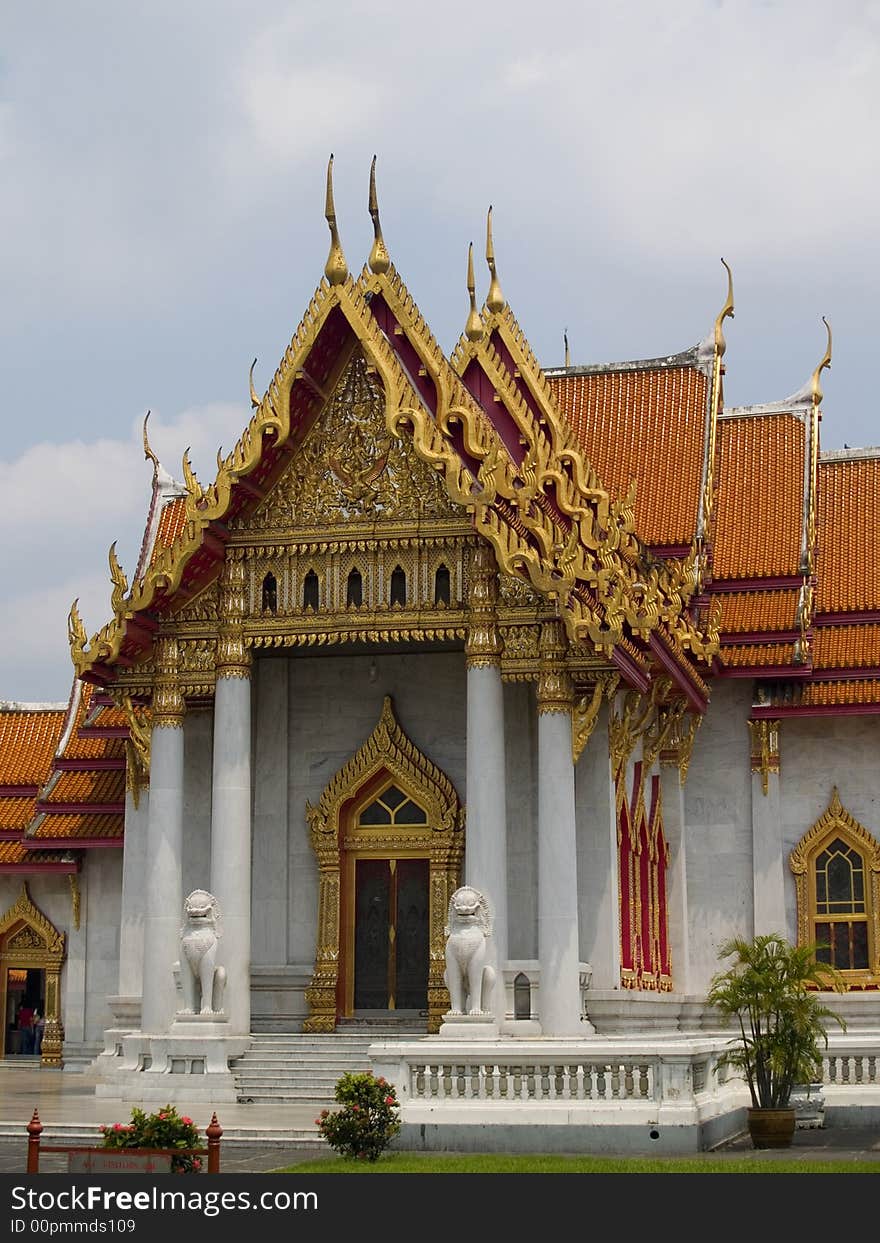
[{"x1": 244, "y1": 350, "x2": 460, "y2": 531}]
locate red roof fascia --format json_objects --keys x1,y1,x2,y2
[
  {"x1": 25, "y1": 838, "x2": 122, "y2": 850},
  {"x1": 811, "y1": 666, "x2": 880, "y2": 681},
  {"x1": 610, "y1": 643, "x2": 652, "y2": 695},
  {"x1": 79, "y1": 727, "x2": 129, "y2": 739},
  {"x1": 0, "y1": 785, "x2": 39, "y2": 797},
  {"x1": 752, "y1": 703, "x2": 880, "y2": 718},
  {"x1": 719, "y1": 665, "x2": 812, "y2": 679},
  {"x1": 54, "y1": 758, "x2": 126, "y2": 772},
  {"x1": 648, "y1": 632, "x2": 708, "y2": 713},
  {"x1": 36, "y1": 802, "x2": 126, "y2": 815},
  {"x1": 815, "y1": 611, "x2": 880, "y2": 625},
  {"x1": 709, "y1": 576, "x2": 806, "y2": 593},
  {"x1": 0, "y1": 860, "x2": 80, "y2": 873},
  {"x1": 720, "y1": 631, "x2": 800, "y2": 645}
]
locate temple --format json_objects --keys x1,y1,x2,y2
[{"x1": 1, "y1": 160, "x2": 878, "y2": 1148}]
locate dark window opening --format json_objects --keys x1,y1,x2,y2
[
  {"x1": 514, "y1": 972, "x2": 531, "y2": 1020},
  {"x1": 390, "y1": 566, "x2": 406, "y2": 606},
  {"x1": 434, "y1": 564, "x2": 451, "y2": 606},
  {"x1": 347, "y1": 568, "x2": 363, "y2": 607},
  {"x1": 303, "y1": 570, "x2": 319, "y2": 611},
  {"x1": 261, "y1": 572, "x2": 277, "y2": 614}
]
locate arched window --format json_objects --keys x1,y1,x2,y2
[
  {"x1": 390, "y1": 566, "x2": 406, "y2": 607},
  {"x1": 346, "y1": 568, "x2": 363, "y2": 608},
  {"x1": 790, "y1": 788, "x2": 880, "y2": 988},
  {"x1": 358, "y1": 783, "x2": 427, "y2": 826},
  {"x1": 434, "y1": 565, "x2": 451, "y2": 606},
  {"x1": 513, "y1": 972, "x2": 531, "y2": 1020},
  {"x1": 261, "y1": 572, "x2": 277, "y2": 614},
  {"x1": 302, "y1": 569, "x2": 319, "y2": 611}
]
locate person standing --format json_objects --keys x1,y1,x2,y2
[
  {"x1": 33, "y1": 1010, "x2": 44, "y2": 1057},
  {"x1": 17, "y1": 1003, "x2": 34, "y2": 1055}
]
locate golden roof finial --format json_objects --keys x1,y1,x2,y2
[
  {"x1": 142, "y1": 410, "x2": 159, "y2": 478},
  {"x1": 465, "y1": 243, "x2": 483, "y2": 343},
  {"x1": 249, "y1": 358, "x2": 260, "y2": 409},
  {"x1": 811, "y1": 316, "x2": 832, "y2": 406},
  {"x1": 485, "y1": 206, "x2": 505, "y2": 314},
  {"x1": 564, "y1": 329, "x2": 570, "y2": 369},
  {"x1": 368, "y1": 155, "x2": 390, "y2": 275},
  {"x1": 714, "y1": 258, "x2": 735, "y2": 356},
  {"x1": 324, "y1": 153, "x2": 348, "y2": 287}
]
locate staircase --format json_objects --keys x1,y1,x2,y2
[{"x1": 231, "y1": 1019, "x2": 424, "y2": 1105}]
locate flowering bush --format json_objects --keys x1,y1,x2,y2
[
  {"x1": 316, "y1": 1072, "x2": 401, "y2": 1161},
  {"x1": 100, "y1": 1104, "x2": 203, "y2": 1173}
]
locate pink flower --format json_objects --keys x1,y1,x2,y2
[
  {"x1": 193, "y1": 1159, "x2": 201, "y2": 1170},
  {"x1": 157, "y1": 1112, "x2": 166, "y2": 1120},
  {"x1": 99, "y1": 1125, "x2": 107, "y2": 1132},
  {"x1": 351, "y1": 1104, "x2": 359, "y2": 1111},
  {"x1": 181, "y1": 1116, "x2": 193, "y2": 1126},
  {"x1": 385, "y1": 1096, "x2": 394, "y2": 1105},
  {"x1": 113, "y1": 1123, "x2": 123, "y2": 1131}
]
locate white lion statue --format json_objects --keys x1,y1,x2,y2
[
  {"x1": 443, "y1": 886, "x2": 496, "y2": 1016},
  {"x1": 177, "y1": 889, "x2": 226, "y2": 1015}
]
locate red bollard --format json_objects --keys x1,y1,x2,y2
[
  {"x1": 26, "y1": 1109, "x2": 43, "y2": 1174},
  {"x1": 205, "y1": 1113, "x2": 222, "y2": 1175}
]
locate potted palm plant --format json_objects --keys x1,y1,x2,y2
[{"x1": 707, "y1": 933, "x2": 846, "y2": 1149}]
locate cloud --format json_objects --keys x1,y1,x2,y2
[{"x1": 0, "y1": 401, "x2": 248, "y2": 701}]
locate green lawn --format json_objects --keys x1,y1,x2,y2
[{"x1": 276, "y1": 1151, "x2": 878, "y2": 1174}]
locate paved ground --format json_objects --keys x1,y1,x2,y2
[{"x1": 0, "y1": 1063, "x2": 878, "y2": 1173}]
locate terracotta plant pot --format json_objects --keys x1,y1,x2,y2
[{"x1": 747, "y1": 1107, "x2": 796, "y2": 1149}]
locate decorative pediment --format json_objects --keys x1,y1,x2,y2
[
  {"x1": 790, "y1": 787, "x2": 880, "y2": 876},
  {"x1": 240, "y1": 351, "x2": 459, "y2": 532},
  {"x1": 306, "y1": 695, "x2": 463, "y2": 842},
  {"x1": 0, "y1": 883, "x2": 66, "y2": 960}
]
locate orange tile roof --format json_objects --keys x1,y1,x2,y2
[
  {"x1": 43, "y1": 770, "x2": 125, "y2": 805},
  {"x1": 0, "y1": 841, "x2": 78, "y2": 866},
  {"x1": 802, "y1": 680, "x2": 880, "y2": 706},
  {"x1": 721, "y1": 642, "x2": 797, "y2": 668},
  {"x1": 812, "y1": 624, "x2": 880, "y2": 670},
  {"x1": 149, "y1": 497, "x2": 189, "y2": 567},
  {"x1": 548, "y1": 364, "x2": 708, "y2": 548},
  {"x1": 63, "y1": 733, "x2": 126, "y2": 762},
  {"x1": 31, "y1": 813, "x2": 123, "y2": 841},
  {"x1": 0, "y1": 708, "x2": 66, "y2": 786},
  {"x1": 0, "y1": 797, "x2": 38, "y2": 831},
  {"x1": 717, "y1": 590, "x2": 800, "y2": 635},
  {"x1": 713, "y1": 413, "x2": 806, "y2": 580},
  {"x1": 816, "y1": 456, "x2": 880, "y2": 614}
]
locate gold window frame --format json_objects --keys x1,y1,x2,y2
[
  {"x1": 790, "y1": 787, "x2": 880, "y2": 988},
  {"x1": 0, "y1": 882, "x2": 67, "y2": 1066}
]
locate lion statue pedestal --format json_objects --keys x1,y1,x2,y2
[
  {"x1": 173, "y1": 889, "x2": 227, "y2": 1019},
  {"x1": 439, "y1": 886, "x2": 500, "y2": 1039}
]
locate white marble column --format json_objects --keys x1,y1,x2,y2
[
  {"x1": 117, "y1": 788, "x2": 149, "y2": 1002},
  {"x1": 574, "y1": 698, "x2": 620, "y2": 990},
  {"x1": 464, "y1": 543, "x2": 507, "y2": 1023},
  {"x1": 140, "y1": 635, "x2": 185, "y2": 1035},
  {"x1": 210, "y1": 559, "x2": 252, "y2": 1037},
  {"x1": 749, "y1": 719, "x2": 786, "y2": 936},
  {"x1": 537, "y1": 620, "x2": 584, "y2": 1036}
]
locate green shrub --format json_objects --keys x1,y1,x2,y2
[
  {"x1": 100, "y1": 1104, "x2": 203, "y2": 1173},
  {"x1": 316, "y1": 1071, "x2": 401, "y2": 1161}
]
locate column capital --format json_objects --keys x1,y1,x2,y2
[
  {"x1": 151, "y1": 634, "x2": 185, "y2": 728},
  {"x1": 466, "y1": 541, "x2": 503, "y2": 669},
  {"x1": 216, "y1": 557, "x2": 251, "y2": 680},
  {"x1": 537, "y1": 619, "x2": 573, "y2": 714}
]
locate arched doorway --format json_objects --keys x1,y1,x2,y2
[
  {"x1": 0, "y1": 883, "x2": 66, "y2": 1067},
  {"x1": 305, "y1": 697, "x2": 464, "y2": 1033}
]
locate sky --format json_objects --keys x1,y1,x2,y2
[{"x1": 2, "y1": 0, "x2": 879, "y2": 702}]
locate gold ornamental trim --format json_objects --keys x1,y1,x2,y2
[
  {"x1": 465, "y1": 541, "x2": 503, "y2": 668},
  {"x1": 0, "y1": 883, "x2": 66, "y2": 1067},
  {"x1": 748, "y1": 718, "x2": 780, "y2": 796},
  {"x1": 151, "y1": 635, "x2": 184, "y2": 728},
  {"x1": 789, "y1": 787, "x2": 880, "y2": 988},
  {"x1": 304, "y1": 696, "x2": 464, "y2": 1035},
  {"x1": 537, "y1": 619, "x2": 573, "y2": 714},
  {"x1": 571, "y1": 674, "x2": 618, "y2": 764}
]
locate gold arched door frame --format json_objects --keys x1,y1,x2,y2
[
  {"x1": 305, "y1": 696, "x2": 464, "y2": 1033},
  {"x1": 0, "y1": 882, "x2": 66, "y2": 1067}
]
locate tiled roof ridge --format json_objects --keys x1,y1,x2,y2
[
  {"x1": 544, "y1": 344, "x2": 703, "y2": 379},
  {"x1": 0, "y1": 702, "x2": 68, "y2": 712},
  {"x1": 820, "y1": 446, "x2": 880, "y2": 462}
]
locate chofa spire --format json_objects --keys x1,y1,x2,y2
[
  {"x1": 465, "y1": 243, "x2": 483, "y2": 342},
  {"x1": 368, "y1": 155, "x2": 390, "y2": 275},
  {"x1": 485, "y1": 206, "x2": 505, "y2": 314},
  {"x1": 714, "y1": 258, "x2": 735, "y2": 357},
  {"x1": 810, "y1": 316, "x2": 832, "y2": 406},
  {"x1": 324, "y1": 154, "x2": 348, "y2": 287}
]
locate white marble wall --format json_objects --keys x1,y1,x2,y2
[
  {"x1": 575, "y1": 704, "x2": 619, "y2": 989},
  {"x1": 181, "y1": 709, "x2": 213, "y2": 898},
  {"x1": 504, "y1": 682, "x2": 537, "y2": 960},
  {"x1": 779, "y1": 715, "x2": 880, "y2": 935},
  {"x1": 682, "y1": 679, "x2": 755, "y2": 991}
]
